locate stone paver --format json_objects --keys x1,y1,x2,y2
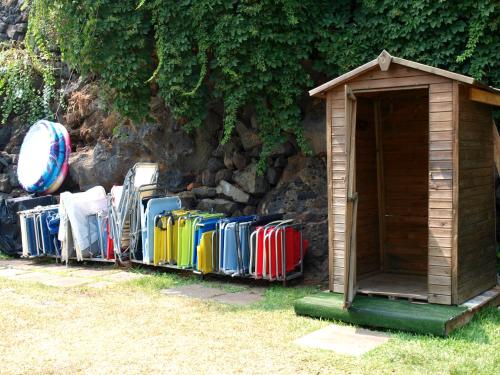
[
  {"x1": 161, "y1": 284, "x2": 264, "y2": 305},
  {"x1": 294, "y1": 324, "x2": 390, "y2": 356},
  {"x1": 102, "y1": 272, "x2": 144, "y2": 282},
  {"x1": 87, "y1": 281, "x2": 115, "y2": 289},
  {"x1": 0, "y1": 259, "x2": 145, "y2": 288},
  {"x1": 0, "y1": 268, "x2": 31, "y2": 278},
  {"x1": 212, "y1": 290, "x2": 263, "y2": 305},
  {"x1": 0, "y1": 260, "x2": 29, "y2": 268},
  {"x1": 41, "y1": 276, "x2": 91, "y2": 288},
  {"x1": 8, "y1": 263, "x2": 41, "y2": 271},
  {"x1": 162, "y1": 285, "x2": 226, "y2": 300},
  {"x1": 13, "y1": 272, "x2": 61, "y2": 283},
  {"x1": 69, "y1": 268, "x2": 118, "y2": 278}
]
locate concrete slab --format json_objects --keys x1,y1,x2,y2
[
  {"x1": 295, "y1": 324, "x2": 390, "y2": 357},
  {"x1": 0, "y1": 268, "x2": 31, "y2": 278},
  {"x1": 13, "y1": 272, "x2": 61, "y2": 283},
  {"x1": 212, "y1": 290, "x2": 263, "y2": 305},
  {"x1": 0, "y1": 259, "x2": 31, "y2": 268},
  {"x1": 41, "y1": 276, "x2": 90, "y2": 288},
  {"x1": 103, "y1": 272, "x2": 144, "y2": 282},
  {"x1": 87, "y1": 281, "x2": 115, "y2": 289},
  {"x1": 11, "y1": 263, "x2": 43, "y2": 271},
  {"x1": 161, "y1": 285, "x2": 226, "y2": 300},
  {"x1": 69, "y1": 268, "x2": 118, "y2": 278}
]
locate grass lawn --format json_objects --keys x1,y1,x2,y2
[{"x1": 0, "y1": 270, "x2": 498, "y2": 375}]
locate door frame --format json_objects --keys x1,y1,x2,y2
[{"x1": 343, "y1": 85, "x2": 358, "y2": 309}]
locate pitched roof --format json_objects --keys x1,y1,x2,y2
[{"x1": 309, "y1": 50, "x2": 500, "y2": 97}]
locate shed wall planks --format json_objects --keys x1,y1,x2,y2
[
  {"x1": 428, "y1": 80, "x2": 454, "y2": 303},
  {"x1": 329, "y1": 87, "x2": 347, "y2": 292},
  {"x1": 457, "y1": 84, "x2": 496, "y2": 304}
]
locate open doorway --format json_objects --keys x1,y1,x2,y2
[{"x1": 354, "y1": 89, "x2": 429, "y2": 301}]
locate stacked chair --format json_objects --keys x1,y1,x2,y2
[
  {"x1": 58, "y1": 186, "x2": 109, "y2": 262},
  {"x1": 149, "y1": 209, "x2": 308, "y2": 284},
  {"x1": 14, "y1": 162, "x2": 308, "y2": 285},
  {"x1": 249, "y1": 219, "x2": 306, "y2": 282},
  {"x1": 18, "y1": 205, "x2": 61, "y2": 258},
  {"x1": 1, "y1": 195, "x2": 57, "y2": 256},
  {"x1": 108, "y1": 163, "x2": 162, "y2": 261},
  {"x1": 140, "y1": 196, "x2": 182, "y2": 264}
]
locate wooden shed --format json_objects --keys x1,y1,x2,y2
[{"x1": 310, "y1": 50, "x2": 500, "y2": 307}]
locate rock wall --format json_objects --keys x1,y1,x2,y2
[
  {"x1": 0, "y1": 1, "x2": 329, "y2": 283},
  {"x1": 0, "y1": 1, "x2": 29, "y2": 198},
  {"x1": 0, "y1": 79, "x2": 329, "y2": 282},
  {"x1": 0, "y1": 0, "x2": 27, "y2": 42}
]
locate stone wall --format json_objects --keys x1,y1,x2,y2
[
  {"x1": 0, "y1": 79, "x2": 330, "y2": 282},
  {"x1": 0, "y1": 0, "x2": 27, "y2": 42},
  {"x1": 0, "y1": 1, "x2": 329, "y2": 283}
]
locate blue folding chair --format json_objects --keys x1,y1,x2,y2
[{"x1": 218, "y1": 216, "x2": 255, "y2": 275}]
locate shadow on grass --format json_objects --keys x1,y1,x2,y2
[
  {"x1": 126, "y1": 269, "x2": 199, "y2": 291},
  {"x1": 0, "y1": 251, "x2": 13, "y2": 260}
]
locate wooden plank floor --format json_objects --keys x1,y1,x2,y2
[{"x1": 357, "y1": 272, "x2": 428, "y2": 301}]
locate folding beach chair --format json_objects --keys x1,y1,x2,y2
[
  {"x1": 217, "y1": 216, "x2": 255, "y2": 275},
  {"x1": 37, "y1": 207, "x2": 60, "y2": 256},
  {"x1": 153, "y1": 215, "x2": 168, "y2": 266},
  {"x1": 46, "y1": 211, "x2": 61, "y2": 257},
  {"x1": 220, "y1": 219, "x2": 255, "y2": 276},
  {"x1": 196, "y1": 230, "x2": 218, "y2": 274},
  {"x1": 18, "y1": 205, "x2": 61, "y2": 258},
  {"x1": 150, "y1": 209, "x2": 189, "y2": 266},
  {"x1": 170, "y1": 210, "x2": 190, "y2": 265},
  {"x1": 82, "y1": 210, "x2": 108, "y2": 259},
  {"x1": 249, "y1": 219, "x2": 308, "y2": 283},
  {"x1": 1, "y1": 195, "x2": 56, "y2": 256},
  {"x1": 19, "y1": 212, "x2": 37, "y2": 257},
  {"x1": 141, "y1": 196, "x2": 182, "y2": 264},
  {"x1": 58, "y1": 186, "x2": 108, "y2": 262},
  {"x1": 175, "y1": 211, "x2": 200, "y2": 268},
  {"x1": 106, "y1": 220, "x2": 114, "y2": 260},
  {"x1": 191, "y1": 213, "x2": 225, "y2": 268},
  {"x1": 108, "y1": 163, "x2": 159, "y2": 261}
]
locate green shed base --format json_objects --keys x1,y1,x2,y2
[{"x1": 294, "y1": 292, "x2": 469, "y2": 337}]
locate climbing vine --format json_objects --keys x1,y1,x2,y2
[
  {"x1": 20, "y1": 0, "x2": 500, "y2": 169},
  {"x1": 0, "y1": 43, "x2": 52, "y2": 125}
]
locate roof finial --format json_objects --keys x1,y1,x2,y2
[{"x1": 378, "y1": 50, "x2": 392, "y2": 71}]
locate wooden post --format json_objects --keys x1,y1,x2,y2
[
  {"x1": 492, "y1": 121, "x2": 500, "y2": 175},
  {"x1": 326, "y1": 92, "x2": 335, "y2": 291},
  {"x1": 451, "y1": 81, "x2": 459, "y2": 304},
  {"x1": 343, "y1": 85, "x2": 358, "y2": 309}
]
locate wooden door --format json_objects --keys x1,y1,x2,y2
[{"x1": 343, "y1": 85, "x2": 358, "y2": 309}]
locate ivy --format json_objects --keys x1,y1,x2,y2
[
  {"x1": 26, "y1": 0, "x2": 154, "y2": 122},
  {"x1": 0, "y1": 43, "x2": 52, "y2": 126},
  {"x1": 315, "y1": 1, "x2": 499, "y2": 85},
  {"x1": 23, "y1": 0, "x2": 500, "y2": 170}
]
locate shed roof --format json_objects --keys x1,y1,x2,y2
[{"x1": 310, "y1": 50, "x2": 500, "y2": 98}]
